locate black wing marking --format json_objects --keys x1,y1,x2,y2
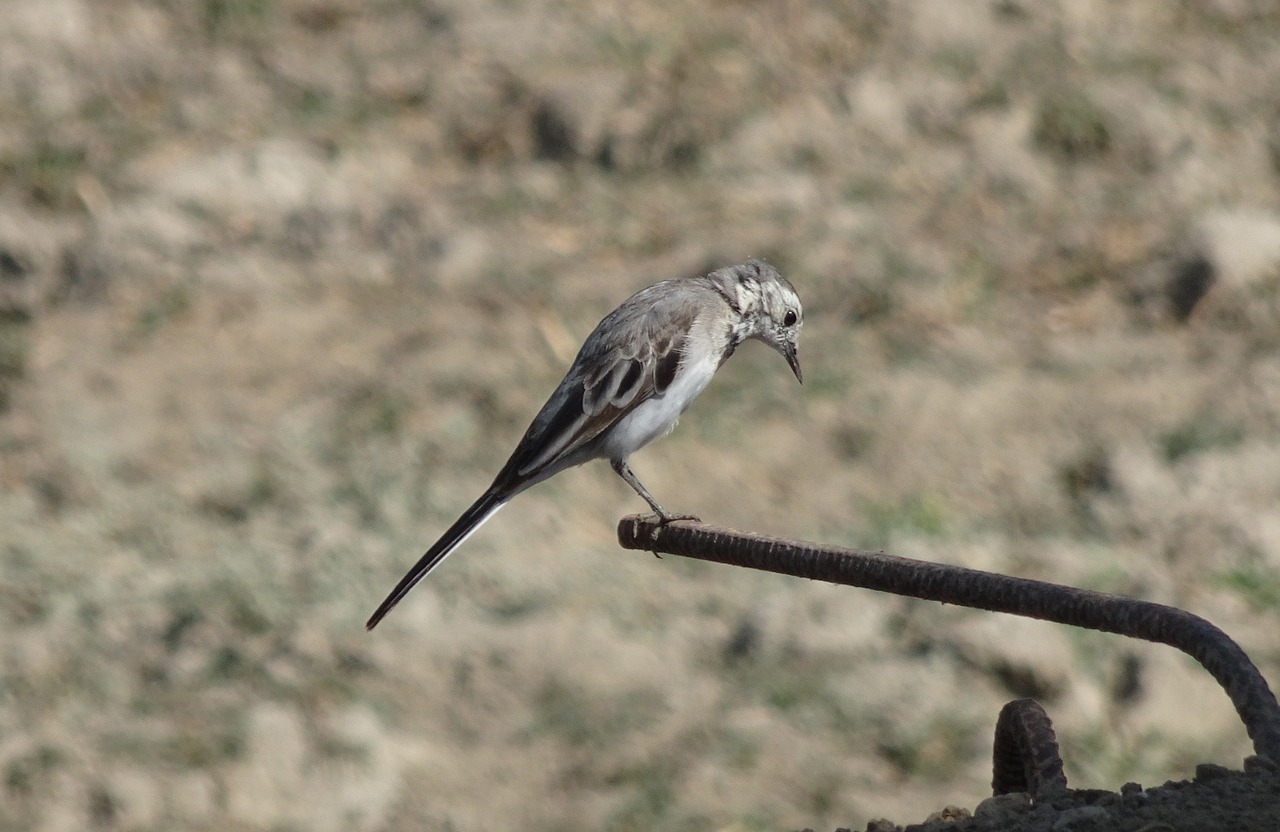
[
  {"x1": 503, "y1": 284, "x2": 700, "y2": 480},
  {"x1": 654, "y1": 344, "x2": 681, "y2": 392}
]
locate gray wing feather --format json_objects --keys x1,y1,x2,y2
[{"x1": 507, "y1": 279, "x2": 709, "y2": 479}]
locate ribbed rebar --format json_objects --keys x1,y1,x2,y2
[
  {"x1": 617, "y1": 516, "x2": 1280, "y2": 761},
  {"x1": 992, "y1": 699, "x2": 1068, "y2": 799}
]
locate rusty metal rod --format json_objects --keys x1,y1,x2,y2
[{"x1": 617, "y1": 516, "x2": 1280, "y2": 762}]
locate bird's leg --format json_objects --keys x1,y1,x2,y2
[{"x1": 611, "y1": 459, "x2": 700, "y2": 525}]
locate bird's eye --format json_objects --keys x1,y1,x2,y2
[{"x1": 783, "y1": 309, "x2": 798, "y2": 327}]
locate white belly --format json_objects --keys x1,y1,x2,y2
[{"x1": 598, "y1": 351, "x2": 719, "y2": 461}]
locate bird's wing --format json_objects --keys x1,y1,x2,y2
[{"x1": 501, "y1": 282, "x2": 703, "y2": 481}]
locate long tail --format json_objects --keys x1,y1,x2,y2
[{"x1": 366, "y1": 489, "x2": 508, "y2": 629}]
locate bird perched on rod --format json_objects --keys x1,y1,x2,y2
[{"x1": 366, "y1": 259, "x2": 803, "y2": 629}]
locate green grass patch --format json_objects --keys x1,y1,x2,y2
[
  {"x1": 136, "y1": 286, "x2": 192, "y2": 335},
  {"x1": 5, "y1": 745, "x2": 64, "y2": 795},
  {"x1": 204, "y1": 0, "x2": 274, "y2": 39},
  {"x1": 1032, "y1": 90, "x2": 1111, "y2": 161},
  {"x1": 0, "y1": 319, "x2": 29, "y2": 412},
  {"x1": 601, "y1": 768, "x2": 682, "y2": 832},
  {"x1": 875, "y1": 713, "x2": 981, "y2": 780},
  {"x1": 526, "y1": 680, "x2": 665, "y2": 748},
  {"x1": 1160, "y1": 417, "x2": 1244, "y2": 463},
  {"x1": 1214, "y1": 566, "x2": 1280, "y2": 613},
  {"x1": 864, "y1": 494, "x2": 949, "y2": 546},
  {"x1": 0, "y1": 143, "x2": 88, "y2": 208}
]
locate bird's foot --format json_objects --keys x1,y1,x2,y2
[{"x1": 645, "y1": 510, "x2": 700, "y2": 544}]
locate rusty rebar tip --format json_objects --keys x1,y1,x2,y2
[{"x1": 992, "y1": 699, "x2": 1068, "y2": 799}]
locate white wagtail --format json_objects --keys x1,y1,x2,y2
[{"x1": 366, "y1": 259, "x2": 803, "y2": 628}]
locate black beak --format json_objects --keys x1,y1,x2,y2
[{"x1": 784, "y1": 342, "x2": 802, "y2": 384}]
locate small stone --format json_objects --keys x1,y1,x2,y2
[
  {"x1": 1051, "y1": 805, "x2": 1108, "y2": 831},
  {"x1": 1120, "y1": 781, "x2": 1144, "y2": 796},
  {"x1": 974, "y1": 792, "x2": 1031, "y2": 823},
  {"x1": 865, "y1": 820, "x2": 901, "y2": 832},
  {"x1": 1243, "y1": 755, "x2": 1277, "y2": 774},
  {"x1": 923, "y1": 805, "x2": 971, "y2": 823},
  {"x1": 1194, "y1": 763, "x2": 1233, "y2": 782}
]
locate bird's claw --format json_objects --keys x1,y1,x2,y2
[{"x1": 646, "y1": 511, "x2": 700, "y2": 543}]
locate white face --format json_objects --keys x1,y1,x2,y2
[
  {"x1": 755, "y1": 278, "x2": 803, "y2": 382},
  {"x1": 711, "y1": 260, "x2": 803, "y2": 382}
]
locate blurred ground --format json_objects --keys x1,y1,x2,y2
[{"x1": 2, "y1": 1, "x2": 1280, "y2": 830}]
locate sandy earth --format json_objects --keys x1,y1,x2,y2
[{"x1": 2, "y1": 1, "x2": 1280, "y2": 830}]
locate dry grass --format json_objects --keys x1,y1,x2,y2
[{"x1": 2, "y1": 1, "x2": 1280, "y2": 830}]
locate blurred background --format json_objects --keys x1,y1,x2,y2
[{"x1": 3, "y1": 1, "x2": 1280, "y2": 830}]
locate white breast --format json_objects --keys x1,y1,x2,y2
[{"x1": 598, "y1": 349, "x2": 720, "y2": 461}]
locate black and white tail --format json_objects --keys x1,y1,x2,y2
[{"x1": 365, "y1": 489, "x2": 508, "y2": 629}]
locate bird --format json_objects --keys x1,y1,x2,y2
[{"x1": 366, "y1": 259, "x2": 803, "y2": 629}]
